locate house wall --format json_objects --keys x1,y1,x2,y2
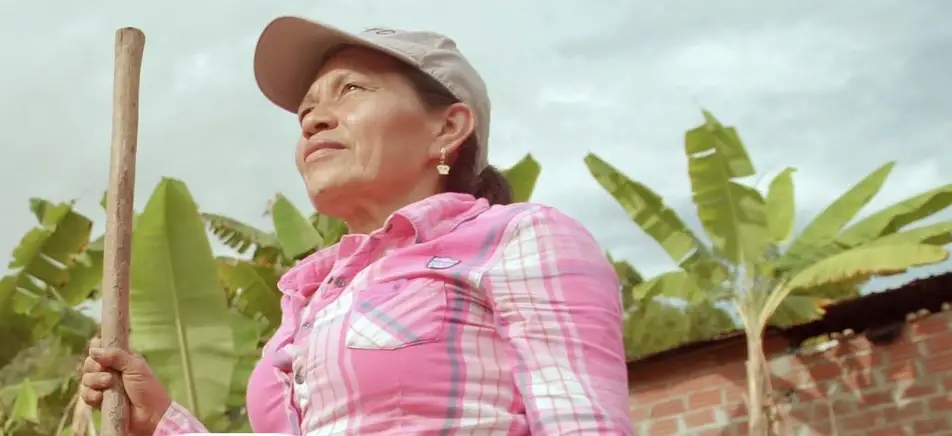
[{"x1": 627, "y1": 310, "x2": 952, "y2": 435}]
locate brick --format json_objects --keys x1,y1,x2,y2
[
  {"x1": 814, "y1": 398, "x2": 854, "y2": 417},
  {"x1": 840, "y1": 410, "x2": 886, "y2": 430},
  {"x1": 648, "y1": 417, "x2": 679, "y2": 436},
  {"x1": 944, "y1": 375, "x2": 952, "y2": 391},
  {"x1": 650, "y1": 398, "x2": 686, "y2": 418},
  {"x1": 723, "y1": 383, "x2": 746, "y2": 404},
  {"x1": 882, "y1": 402, "x2": 924, "y2": 421},
  {"x1": 867, "y1": 426, "x2": 904, "y2": 436},
  {"x1": 629, "y1": 405, "x2": 650, "y2": 422},
  {"x1": 923, "y1": 352, "x2": 952, "y2": 374},
  {"x1": 711, "y1": 364, "x2": 747, "y2": 383},
  {"x1": 805, "y1": 361, "x2": 842, "y2": 382},
  {"x1": 883, "y1": 341, "x2": 921, "y2": 363},
  {"x1": 687, "y1": 388, "x2": 723, "y2": 409},
  {"x1": 632, "y1": 386, "x2": 674, "y2": 405},
  {"x1": 669, "y1": 374, "x2": 724, "y2": 395},
  {"x1": 922, "y1": 332, "x2": 952, "y2": 356},
  {"x1": 724, "y1": 401, "x2": 747, "y2": 420},
  {"x1": 682, "y1": 409, "x2": 716, "y2": 428},
  {"x1": 911, "y1": 314, "x2": 951, "y2": 339},
  {"x1": 929, "y1": 394, "x2": 952, "y2": 412},
  {"x1": 913, "y1": 416, "x2": 950, "y2": 434},
  {"x1": 620, "y1": 313, "x2": 952, "y2": 436},
  {"x1": 861, "y1": 391, "x2": 893, "y2": 408},
  {"x1": 902, "y1": 382, "x2": 937, "y2": 399}
]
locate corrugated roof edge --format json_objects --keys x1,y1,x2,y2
[{"x1": 626, "y1": 271, "x2": 952, "y2": 365}]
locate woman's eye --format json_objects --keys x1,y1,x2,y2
[{"x1": 343, "y1": 83, "x2": 363, "y2": 93}]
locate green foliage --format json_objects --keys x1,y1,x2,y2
[
  {"x1": 129, "y1": 179, "x2": 237, "y2": 421},
  {"x1": 502, "y1": 154, "x2": 542, "y2": 203},
  {"x1": 587, "y1": 110, "x2": 951, "y2": 432},
  {"x1": 586, "y1": 110, "x2": 952, "y2": 361},
  {"x1": 0, "y1": 199, "x2": 99, "y2": 368}
]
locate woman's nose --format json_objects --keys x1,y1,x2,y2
[{"x1": 301, "y1": 108, "x2": 338, "y2": 140}]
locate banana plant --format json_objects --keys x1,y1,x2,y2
[
  {"x1": 0, "y1": 199, "x2": 101, "y2": 368},
  {"x1": 586, "y1": 110, "x2": 952, "y2": 434},
  {"x1": 128, "y1": 178, "x2": 238, "y2": 423},
  {"x1": 502, "y1": 154, "x2": 542, "y2": 203}
]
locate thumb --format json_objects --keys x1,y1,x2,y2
[{"x1": 89, "y1": 347, "x2": 141, "y2": 373}]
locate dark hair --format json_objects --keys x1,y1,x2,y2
[{"x1": 401, "y1": 66, "x2": 513, "y2": 206}]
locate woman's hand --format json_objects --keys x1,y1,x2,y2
[{"x1": 79, "y1": 338, "x2": 172, "y2": 436}]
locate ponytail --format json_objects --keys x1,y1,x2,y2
[
  {"x1": 445, "y1": 136, "x2": 513, "y2": 205},
  {"x1": 472, "y1": 166, "x2": 513, "y2": 205}
]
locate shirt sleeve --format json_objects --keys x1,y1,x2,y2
[
  {"x1": 153, "y1": 401, "x2": 208, "y2": 435},
  {"x1": 481, "y1": 206, "x2": 634, "y2": 435}
]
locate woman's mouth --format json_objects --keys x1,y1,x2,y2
[{"x1": 303, "y1": 140, "x2": 346, "y2": 162}]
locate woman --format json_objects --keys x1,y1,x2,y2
[{"x1": 81, "y1": 16, "x2": 633, "y2": 435}]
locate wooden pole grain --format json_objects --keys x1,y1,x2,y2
[{"x1": 100, "y1": 27, "x2": 145, "y2": 436}]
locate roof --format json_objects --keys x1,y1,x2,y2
[{"x1": 627, "y1": 272, "x2": 952, "y2": 365}]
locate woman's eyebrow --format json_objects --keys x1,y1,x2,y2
[{"x1": 300, "y1": 71, "x2": 360, "y2": 111}]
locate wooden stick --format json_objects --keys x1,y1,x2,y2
[{"x1": 100, "y1": 27, "x2": 145, "y2": 436}]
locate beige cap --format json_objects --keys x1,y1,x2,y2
[{"x1": 254, "y1": 16, "x2": 492, "y2": 172}]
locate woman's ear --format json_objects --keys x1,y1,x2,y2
[{"x1": 429, "y1": 102, "x2": 475, "y2": 159}]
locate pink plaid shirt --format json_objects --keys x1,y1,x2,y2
[{"x1": 155, "y1": 193, "x2": 632, "y2": 435}]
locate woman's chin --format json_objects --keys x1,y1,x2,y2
[{"x1": 306, "y1": 184, "x2": 356, "y2": 215}]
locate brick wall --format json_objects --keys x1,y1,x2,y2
[{"x1": 627, "y1": 310, "x2": 952, "y2": 435}]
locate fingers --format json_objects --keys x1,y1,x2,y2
[
  {"x1": 79, "y1": 371, "x2": 112, "y2": 409},
  {"x1": 79, "y1": 385, "x2": 103, "y2": 408},
  {"x1": 82, "y1": 355, "x2": 104, "y2": 373},
  {"x1": 81, "y1": 371, "x2": 114, "y2": 390},
  {"x1": 89, "y1": 347, "x2": 138, "y2": 373}
]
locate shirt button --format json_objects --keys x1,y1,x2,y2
[
  {"x1": 294, "y1": 371, "x2": 305, "y2": 384},
  {"x1": 334, "y1": 277, "x2": 346, "y2": 287},
  {"x1": 301, "y1": 322, "x2": 312, "y2": 329}
]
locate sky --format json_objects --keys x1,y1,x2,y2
[{"x1": 1, "y1": 0, "x2": 950, "y2": 302}]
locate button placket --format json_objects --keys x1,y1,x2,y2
[{"x1": 291, "y1": 299, "x2": 314, "y2": 412}]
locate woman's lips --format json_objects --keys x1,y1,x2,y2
[{"x1": 303, "y1": 140, "x2": 346, "y2": 162}]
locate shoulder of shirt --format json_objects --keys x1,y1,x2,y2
[
  {"x1": 467, "y1": 201, "x2": 596, "y2": 240},
  {"x1": 479, "y1": 201, "x2": 582, "y2": 223}
]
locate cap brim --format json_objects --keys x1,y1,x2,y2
[{"x1": 253, "y1": 16, "x2": 413, "y2": 114}]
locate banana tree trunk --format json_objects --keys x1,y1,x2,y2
[{"x1": 746, "y1": 328, "x2": 768, "y2": 435}]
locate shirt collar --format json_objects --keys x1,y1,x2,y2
[{"x1": 277, "y1": 192, "x2": 489, "y2": 298}]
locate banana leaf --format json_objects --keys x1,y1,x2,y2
[
  {"x1": 501, "y1": 153, "x2": 541, "y2": 203},
  {"x1": 271, "y1": 194, "x2": 322, "y2": 259},
  {"x1": 129, "y1": 178, "x2": 236, "y2": 421},
  {"x1": 765, "y1": 167, "x2": 796, "y2": 244}
]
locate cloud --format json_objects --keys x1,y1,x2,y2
[{"x1": 2, "y1": 0, "x2": 950, "y2": 295}]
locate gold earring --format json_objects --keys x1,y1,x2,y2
[{"x1": 437, "y1": 148, "x2": 450, "y2": 175}]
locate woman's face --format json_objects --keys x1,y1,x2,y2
[{"x1": 294, "y1": 47, "x2": 462, "y2": 217}]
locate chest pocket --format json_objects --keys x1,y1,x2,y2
[{"x1": 345, "y1": 277, "x2": 448, "y2": 350}]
